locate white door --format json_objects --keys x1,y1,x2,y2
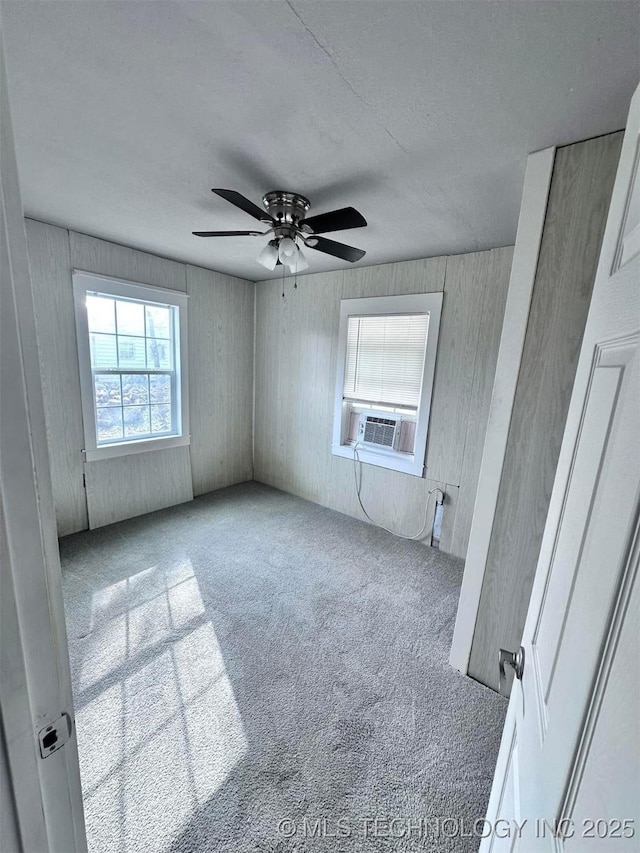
[{"x1": 481, "y1": 83, "x2": 640, "y2": 852}]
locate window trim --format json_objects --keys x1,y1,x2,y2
[
  {"x1": 331, "y1": 292, "x2": 442, "y2": 477},
  {"x1": 73, "y1": 270, "x2": 190, "y2": 461}
]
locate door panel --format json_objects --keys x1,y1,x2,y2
[
  {"x1": 487, "y1": 728, "x2": 521, "y2": 853},
  {"x1": 534, "y1": 352, "x2": 629, "y2": 695},
  {"x1": 565, "y1": 579, "x2": 639, "y2": 852},
  {"x1": 534, "y1": 343, "x2": 638, "y2": 828},
  {"x1": 482, "y1": 83, "x2": 639, "y2": 852}
]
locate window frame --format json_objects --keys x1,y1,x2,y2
[
  {"x1": 331, "y1": 292, "x2": 442, "y2": 477},
  {"x1": 73, "y1": 270, "x2": 190, "y2": 461}
]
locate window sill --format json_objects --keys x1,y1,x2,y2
[
  {"x1": 331, "y1": 443, "x2": 424, "y2": 477},
  {"x1": 84, "y1": 434, "x2": 190, "y2": 462}
]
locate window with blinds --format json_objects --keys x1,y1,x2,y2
[
  {"x1": 343, "y1": 313, "x2": 429, "y2": 409},
  {"x1": 332, "y1": 292, "x2": 442, "y2": 477}
]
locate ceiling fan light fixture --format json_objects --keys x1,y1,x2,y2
[
  {"x1": 278, "y1": 236, "x2": 298, "y2": 264},
  {"x1": 257, "y1": 240, "x2": 279, "y2": 271},
  {"x1": 288, "y1": 245, "x2": 308, "y2": 272}
]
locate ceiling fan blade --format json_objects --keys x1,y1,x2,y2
[
  {"x1": 307, "y1": 236, "x2": 365, "y2": 263},
  {"x1": 212, "y1": 189, "x2": 273, "y2": 223},
  {"x1": 192, "y1": 230, "x2": 265, "y2": 237},
  {"x1": 299, "y1": 206, "x2": 366, "y2": 234}
]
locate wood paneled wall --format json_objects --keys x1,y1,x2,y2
[
  {"x1": 28, "y1": 216, "x2": 510, "y2": 550},
  {"x1": 67, "y1": 230, "x2": 193, "y2": 528},
  {"x1": 69, "y1": 231, "x2": 187, "y2": 291},
  {"x1": 186, "y1": 264, "x2": 253, "y2": 495},
  {"x1": 27, "y1": 221, "x2": 88, "y2": 534},
  {"x1": 468, "y1": 132, "x2": 623, "y2": 690},
  {"x1": 83, "y1": 446, "x2": 193, "y2": 528},
  {"x1": 254, "y1": 247, "x2": 513, "y2": 556},
  {"x1": 26, "y1": 221, "x2": 254, "y2": 533}
]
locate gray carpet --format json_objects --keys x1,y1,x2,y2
[{"x1": 60, "y1": 481, "x2": 506, "y2": 853}]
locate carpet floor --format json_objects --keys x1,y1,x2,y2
[{"x1": 60, "y1": 481, "x2": 506, "y2": 853}]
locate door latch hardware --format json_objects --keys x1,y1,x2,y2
[
  {"x1": 38, "y1": 713, "x2": 72, "y2": 758},
  {"x1": 498, "y1": 646, "x2": 525, "y2": 696}
]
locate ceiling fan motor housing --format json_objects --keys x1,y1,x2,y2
[{"x1": 263, "y1": 191, "x2": 311, "y2": 230}]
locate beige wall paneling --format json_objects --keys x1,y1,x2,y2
[
  {"x1": 427, "y1": 248, "x2": 513, "y2": 485},
  {"x1": 336, "y1": 251, "x2": 510, "y2": 545},
  {"x1": 68, "y1": 229, "x2": 193, "y2": 528},
  {"x1": 69, "y1": 231, "x2": 187, "y2": 291},
  {"x1": 84, "y1": 445, "x2": 193, "y2": 528},
  {"x1": 254, "y1": 270, "x2": 344, "y2": 505},
  {"x1": 328, "y1": 459, "x2": 455, "y2": 544},
  {"x1": 448, "y1": 247, "x2": 514, "y2": 557},
  {"x1": 28, "y1": 224, "x2": 258, "y2": 532},
  {"x1": 340, "y1": 256, "x2": 446, "y2": 299},
  {"x1": 254, "y1": 252, "x2": 509, "y2": 553},
  {"x1": 254, "y1": 257, "x2": 445, "y2": 523},
  {"x1": 25, "y1": 219, "x2": 88, "y2": 535},
  {"x1": 438, "y1": 483, "x2": 458, "y2": 552},
  {"x1": 426, "y1": 251, "x2": 496, "y2": 485},
  {"x1": 252, "y1": 279, "x2": 272, "y2": 486},
  {"x1": 186, "y1": 264, "x2": 254, "y2": 495},
  {"x1": 468, "y1": 132, "x2": 623, "y2": 690},
  {"x1": 284, "y1": 270, "x2": 345, "y2": 506},
  {"x1": 253, "y1": 276, "x2": 289, "y2": 490}
]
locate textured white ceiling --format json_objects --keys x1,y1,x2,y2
[{"x1": 2, "y1": 1, "x2": 638, "y2": 281}]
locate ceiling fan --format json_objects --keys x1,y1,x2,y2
[{"x1": 193, "y1": 189, "x2": 367, "y2": 272}]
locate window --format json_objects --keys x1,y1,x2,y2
[
  {"x1": 73, "y1": 271, "x2": 189, "y2": 461},
  {"x1": 332, "y1": 293, "x2": 442, "y2": 476}
]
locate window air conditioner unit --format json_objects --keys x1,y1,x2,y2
[{"x1": 357, "y1": 412, "x2": 402, "y2": 450}]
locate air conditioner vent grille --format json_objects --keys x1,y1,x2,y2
[{"x1": 363, "y1": 416, "x2": 397, "y2": 448}]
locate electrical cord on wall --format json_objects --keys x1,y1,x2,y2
[{"x1": 352, "y1": 443, "x2": 443, "y2": 541}]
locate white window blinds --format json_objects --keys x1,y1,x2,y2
[{"x1": 343, "y1": 313, "x2": 429, "y2": 408}]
